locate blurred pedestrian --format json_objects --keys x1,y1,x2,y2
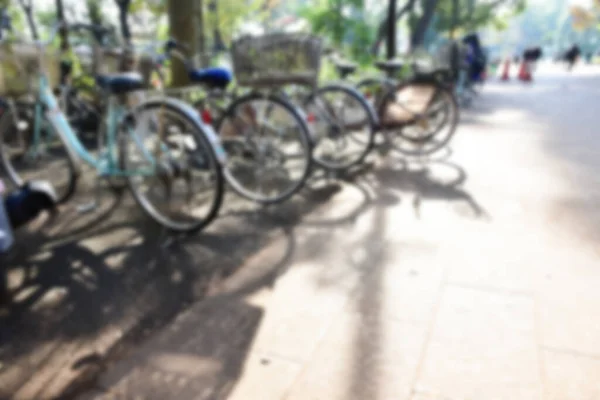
[{"x1": 565, "y1": 44, "x2": 581, "y2": 71}]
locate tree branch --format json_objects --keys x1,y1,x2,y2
[
  {"x1": 410, "y1": 0, "x2": 441, "y2": 49},
  {"x1": 17, "y1": 0, "x2": 39, "y2": 39},
  {"x1": 115, "y1": 0, "x2": 132, "y2": 45},
  {"x1": 457, "y1": 0, "x2": 507, "y2": 33}
]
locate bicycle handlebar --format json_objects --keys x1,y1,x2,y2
[
  {"x1": 165, "y1": 38, "x2": 190, "y2": 53},
  {"x1": 160, "y1": 38, "x2": 194, "y2": 70}
]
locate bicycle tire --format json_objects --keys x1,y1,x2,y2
[
  {"x1": 121, "y1": 99, "x2": 224, "y2": 234},
  {"x1": 0, "y1": 101, "x2": 78, "y2": 204},
  {"x1": 378, "y1": 79, "x2": 459, "y2": 156},
  {"x1": 303, "y1": 83, "x2": 377, "y2": 171},
  {"x1": 215, "y1": 92, "x2": 313, "y2": 204}
]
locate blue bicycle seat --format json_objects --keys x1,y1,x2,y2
[
  {"x1": 96, "y1": 72, "x2": 145, "y2": 94},
  {"x1": 188, "y1": 67, "x2": 232, "y2": 89}
]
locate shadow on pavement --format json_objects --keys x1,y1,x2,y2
[
  {"x1": 0, "y1": 175, "x2": 341, "y2": 399},
  {"x1": 0, "y1": 122, "x2": 488, "y2": 400},
  {"x1": 87, "y1": 296, "x2": 266, "y2": 400},
  {"x1": 346, "y1": 182, "x2": 388, "y2": 400},
  {"x1": 374, "y1": 159, "x2": 488, "y2": 220}
]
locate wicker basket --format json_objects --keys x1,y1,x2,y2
[
  {"x1": 0, "y1": 41, "x2": 60, "y2": 97},
  {"x1": 231, "y1": 33, "x2": 322, "y2": 88}
]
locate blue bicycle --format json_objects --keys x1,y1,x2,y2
[{"x1": 0, "y1": 24, "x2": 226, "y2": 233}]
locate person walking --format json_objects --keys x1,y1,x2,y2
[{"x1": 565, "y1": 44, "x2": 581, "y2": 71}]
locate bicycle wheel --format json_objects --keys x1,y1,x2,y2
[
  {"x1": 120, "y1": 100, "x2": 224, "y2": 233},
  {"x1": 0, "y1": 101, "x2": 78, "y2": 203},
  {"x1": 303, "y1": 83, "x2": 377, "y2": 171},
  {"x1": 378, "y1": 80, "x2": 459, "y2": 156},
  {"x1": 215, "y1": 92, "x2": 312, "y2": 204}
]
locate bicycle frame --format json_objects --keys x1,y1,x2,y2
[{"x1": 35, "y1": 74, "x2": 157, "y2": 177}]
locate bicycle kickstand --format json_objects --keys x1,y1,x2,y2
[
  {"x1": 159, "y1": 227, "x2": 186, "y2": 251},
  {"x1": 76, "y1": 178, "x2": 101, "y2": 214}
]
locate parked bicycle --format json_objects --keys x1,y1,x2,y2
[
  {"x1": 57, "y1": 23, "x2": 117, "y2": 136},
  {"x1": 327, "y1": 50, "x2": 460, "y2": 156},
  {"x1": 0, "y1": 23, "x2": 225, "y2": 233},
  {"x1": 146, "y1": 36, "x2": 315, "y2": 205}
]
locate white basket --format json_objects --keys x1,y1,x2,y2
[{"x1": 231, "y1": 33, "x2": 322, "y2": 88}]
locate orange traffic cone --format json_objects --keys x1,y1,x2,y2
[
  {"x1": 518, "y1": 61, "x2": 532, "y2": 82},
  {"x1": 500, "y1": 59, "x2": 511, "y2": 81}
]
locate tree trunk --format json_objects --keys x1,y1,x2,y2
[
  {"x1": 450, "y1": 0, "x2": 459, "y2": 39},
  {"x1": 386, "y1": 0, "x2": 397, "y2": 59},
  {"x1": 55, "y1": 0, "x2": 69, "y2": 51},
  {"x1": 115, "y1": 0, "x2": 132, "y2": 44},
  {"x1": 113, "y1": 0, "x2": 132, "y2": 71},
  {"x1": 196, "y1": 0, "x2": 207, "y2": 66},
  {"x1": 207, "y1": 1, "x2": 225, "y2": 54},
  {"x1": 410, "y1": 0, "x2": 439, "y2": 50},
  {"x1": 86, "y1": 0, "x2": 105, "y2": 43},
  {"x1": 168, "y1": 0, "x2": 197, "y2": 87},
  {"x1": 371, "y1": 0, "x2": 416, "y2": 56},
  {"x1": 17, "y1": 0, "x2": 38, "y2": 40},
  {"x1": 333, "y1": 0, "x2": 344, "y2": 46}
]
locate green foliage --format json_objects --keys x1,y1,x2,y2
[
  {"x1": 205, "y1": 0, "x2": 271, "y2": 44},
  {"x1": 36, "y1": 10, "x2": 56, "y2": 30},
  {"x1": 86, "y1": 0, "x2": 105, "y2": 25},
  {"x1": 126, "y1": 0, "x2": 275, "y2": 50},
  {"x1": 301, "y1": 0, "x2": 376, "y2": 65},
  {"x1": 6, "y1": 6, "x2": 25, "y2": 34},
  {"x1": 433, "y1": 0, "x2": 527, "y2": 36}
]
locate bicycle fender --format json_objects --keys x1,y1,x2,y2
[
  {"x1": 133, "y1": 96, "x2": 227, "y2": 164},
  {"x1": 323, "y1": 82, "x2": 379, "y2": 128}
]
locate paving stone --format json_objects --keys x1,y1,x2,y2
[
  {"x1": 415, "y1": 286, "x2": 541, "y2": 400},
  {"x1": 543, "y1": 349, "x2": 600, "y2": 400},
  {"x1": 226, "y1": 353, "x2": 301, "y2": 400},
  {"x1": 345, "y1": 239, "x2": 445, "y2": 324},
  {"x1": 285, "y1": 312, "x2": 427, "y2": 400}
]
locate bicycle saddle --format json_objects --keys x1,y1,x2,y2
[
  {"x1": 375, "y1": 59, "x2": 405, "y2": 74},
  {"x1": 188, "y1": 67, "x2": 233, "y2": 89},
  {"x1": 413, "y1": 67, "x2": 453, "y2": 84},
  {"x1": 96, "y1": 72, "x2": 145, "y2": 94},
  {"x1": 334, "y1": 60, "x2": 358, "y2": 77}
]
